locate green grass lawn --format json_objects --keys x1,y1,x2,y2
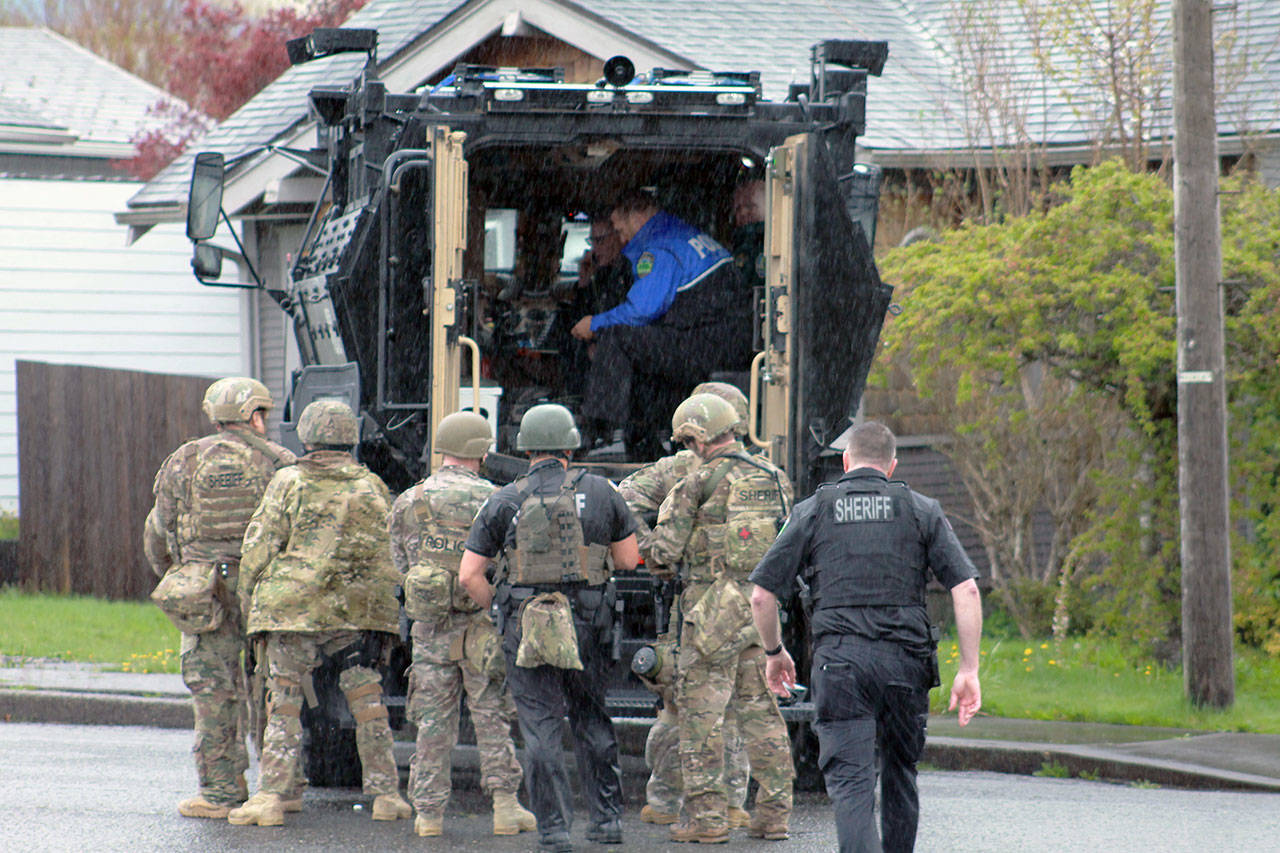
[
  {"x1": 0, "y1": 588, "x2": 180, "y2": 673},
  {"x1": 933, "y1": 633, "x2": 1280, "y2": 733}
]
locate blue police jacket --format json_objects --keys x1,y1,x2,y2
[{"x1": 590, "y1": 211, "x2": 733, "y2": 332}]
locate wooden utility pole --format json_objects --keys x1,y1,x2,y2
[{"x1": 1173, "y1": 0, "x2": 1233, "y2": 708}]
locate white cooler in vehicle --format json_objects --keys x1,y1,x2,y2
[{"x1": 458, "y1": 382, "x2": 503, "y2": 438}]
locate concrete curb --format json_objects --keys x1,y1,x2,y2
[
  {"x1": 0, "y1": 688, "x2": 192, "y2": 728},
  {"x1": 924, "y1": 737, "x2": 1280, "y2": 793}
]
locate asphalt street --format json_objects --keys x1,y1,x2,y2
[{"x1": 4, "y1": 722, "x2": 1280, "y2": 852}]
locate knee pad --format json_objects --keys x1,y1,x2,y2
[
  {"x1": 267, "y1": 677, "x2": 302, "y2": 718},
  {"x1": 343, "y1": 680, "x2": 389, "y2": 725}
]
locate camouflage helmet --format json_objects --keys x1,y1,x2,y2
[
  {"x1": 202, "y1": 377, "x2": 273, "y2": 425},
  {"x1": 297, "y1": 399, "x2": 359, "y2": 447},
  {"x1": 671, "y1": 393, "x2": 738, "y2": 443},
  {"x1": 434, "y1": 411, "x2": 493, "y2": 459},
  {"x1": 516, "y1": 404, "x2": 581, "y2": 452},
  {"x1": 691, "y1": 381, "x2": 749, "y2": 436}
]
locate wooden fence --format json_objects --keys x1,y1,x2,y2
[{"x1": 17, "y1": 361, "x2": 212, "y2": 601}]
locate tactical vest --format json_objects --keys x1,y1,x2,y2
[
  {"x1": 689, "y1": 452, "x2": 790, "y2": 584},
  {"x1": 403, "y1": 479, "x2": 482, "y2": 615},
  {"x1": 805, "y1": 480, "x2": 927, "y2": 609},
  {"x1": 180, "y1": 431, "x2": 286, "y2": 564},
  {"x1": 507, "y1": 469, "x2": 608, "y2": 587}
]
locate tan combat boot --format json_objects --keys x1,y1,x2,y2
[
  {"x1": 227, "y1": 792, "x2": 284, "y2": 827},
  {"x1": 641, "y1": 804, "x2": 679, "y2": 825},
  {"x1": 670, "y1": 817, "x2": 729, "y2": 844},
  {"x1": 747, "y1": 813, "x2": 790, "y2": 841},
  {"x1": 177, "y1": 796, "x2": 234, "y2": 819},
  {"x1": 372, "y1": 792, "x2": 412, "y2": 821},
  {"x1": 415, "y1": 814, "x2": 444, "y2": 837},
  {"x1": 492, "y1": 789, "x2": 537, "y2": 835},
  {"x1": 727, "y1": 806, "x2": 752, "y2": 828}
]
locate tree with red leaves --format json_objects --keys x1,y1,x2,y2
[{"x1": 121, "y1": 0, "x2": 368, "y2": 179}]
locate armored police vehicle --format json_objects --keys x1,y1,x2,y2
[{"x1": 185, "y1": 27, "x2": 893, "y2": 787}]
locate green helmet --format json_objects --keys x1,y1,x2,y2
[
  {"x1": 671, "y1": 393, "x2": 738, "y2": 443},
  {"x1": 434, "y1": 411, "x2": 493, "y2": 459},
  {"x1": 691, "y1": 381, "x2": 748, "y2": 436},
  {"x1": 202, "y1": 377, "x2": 273, "y2": 425},
  {"x1": 297, "y1": 399, "x2": 358, "y2": 447},
  {"x1": 516, "y1": 404, "x2": 581, "y2": 452}
]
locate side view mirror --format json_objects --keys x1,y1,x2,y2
[
  {"x1": 187, "y1": 151, "x2": 225, "y2": 241},
  {"x1": 191, "y1": 243, "x2": 223, "y2": 280}
]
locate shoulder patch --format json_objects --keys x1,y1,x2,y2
[{"x1": 636, "y1": 252, "x2": 655, "y2": 277}]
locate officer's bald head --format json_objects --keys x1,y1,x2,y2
[{"x1": 844, "y1": 421, "x2": 896, "y2": 473}]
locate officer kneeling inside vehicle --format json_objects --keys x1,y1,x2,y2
[
  {"x1": 231, "y1": 400, "x2": 411, "y2": 828},
  {"x1": 748, "y1": 421, "x2": 983, "y2": 853},
  {"x1": 459, "y1": 404, "x2": 640, "y2": 852}
]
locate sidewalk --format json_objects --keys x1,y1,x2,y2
[{"x1": 3, "y1": 659, "x2": 1280, "y2": 793}]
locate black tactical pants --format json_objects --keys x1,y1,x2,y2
[
  {"x1": 812, "y1": 634, "x2": 932, "y2": 853},
  {"x1": 500, "y1": 597, "x2": 623, "y2": 840}
]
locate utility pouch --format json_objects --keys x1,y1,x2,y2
[
  {"x1": 464, "y1": 616, "x2": 507, "y2": 681},
  {"x1": 515, "y1": 592, "x2": 583, "y2": 670},
  {"x1": 150, "y1": 562, "x2": 226, "y2": 634},
  {"x1": 682, "y1": 577, "x2": 752, "y2": 660},
  {"x1": 403, "y1": 561, "x2": 454, "y2": 628}
]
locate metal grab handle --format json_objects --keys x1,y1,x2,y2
[
  {"x1": 748, "y1": 351, "x2": 768, "y2": 449},
  {"x1": 457, "y1": 335, "x2": 482, "y2": 411}
]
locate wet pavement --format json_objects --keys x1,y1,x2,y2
[{"x1": 3, "y1": 659, "x2": 1279, "y2": 793}]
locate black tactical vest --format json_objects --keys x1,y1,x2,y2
[{"x1": 804, "y1": 479, "x2": 927, "y2": 609}]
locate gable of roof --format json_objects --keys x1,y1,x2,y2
[
  {"x1": 122, "y1": 0, "x2": 1280, "y2": 220},
  {"x1": 0, "y1": 27, "x2": 186, "y2": 160}
]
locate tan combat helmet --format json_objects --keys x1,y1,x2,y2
[
  {"x1": 434, "y1": 411, "x2": 493, "y2": 459},
  {"x1": 202, "y1": 377, "x2": 273, "y2": 425},
  {"x1": 671, "y1": 393, "x2": 739, "y2": 444},
  {"x1": 297, "y1": 399, "x2": 359, "y2": 447},
  {"x1": 690, "y1": 381, "x2": 748, "y2": 437}
]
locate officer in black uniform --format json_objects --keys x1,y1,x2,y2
[
  {"x1": 459, "y1": 404, "x2": 640, "y2": 852},
  {"x1": 748, "y1": 421, "x2": 983, "y2": 853}
]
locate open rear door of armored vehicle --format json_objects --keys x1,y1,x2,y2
[{"x1": 757, "y1": 133, "x2": 893, "y2": 500}]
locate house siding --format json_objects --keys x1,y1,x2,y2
[{"x1": 0, "y1": 179, "x2": 246, "y2": 511}]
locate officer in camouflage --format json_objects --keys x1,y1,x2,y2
[
  {"x1": 387, "y1": 411, "x2": 536, "y2": 838},
  {"x1": 649, "y1": 394, "x2": 795, "y2": 844},
  {"x1": 230, "y1": 400, "x2": 410, "y2": 828},
  {"x1": 144, "y1": 377, "x2": 295, "y2": 819},
  {"x1": 618, "y1": 382, "x2": 752, "y2": 829}
]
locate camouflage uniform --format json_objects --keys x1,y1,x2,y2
[
  {"x1": 387, "y1": 465, "x2": 524, "y2": 818},
  {"x1": 144, "y1": 423, "x2": 294, "y2": 807},
  {"x1": 618, "y1": 452, "x2": 750, "y2": 817},
  {"x1": 239, "y1": 450, "x2": 402, "y2": 801},
  {"x1": 649, "y1": 440, "x2": 795, "y2": 835}
]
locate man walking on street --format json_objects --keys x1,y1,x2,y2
[
  {"x1": 749, "y1": 420, "x2": 983, "y2": 853},
  {"x1": 144, "y1": 377, "x2": 295, "y2": 819},
  {"x1": 231, "y1": 400, "x2": 410, "y2": 828},
  {"x1": 649, "y1": 393, "x2": 795, "y2": 844},
  {"x1": 388, "y1": 411, "x2": 536, "y2": 838},
  {"x1": 459, "y1": 404, "x2": 639, "y2": 852}
]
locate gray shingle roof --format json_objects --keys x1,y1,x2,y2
[
  {"x1": 0, "y1": 27, "x2": 179, "y2": 149},
  {"x1": 126, "y1": 0, "x2": 1280, "y2": 212}
]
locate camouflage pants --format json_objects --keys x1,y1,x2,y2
[
  {"x1": 406, "y1": 617, "x2": 523, "y2": 816},
  {"x1": 675, "y1": 643, "x2": 793, "y2": 831},
  {"x1": 645, "y1": 703, "x2": 749, "y2": 814},
  {"x1": 181, "y1": 620, "x2": 249, "y2": 805},
  {"x1": 259, "y1": 631, "x2": 398, "y2": 797}
]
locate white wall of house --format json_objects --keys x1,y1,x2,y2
[{"x1": 0, "y1": 178, "x2": 248, "y2": 511}]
